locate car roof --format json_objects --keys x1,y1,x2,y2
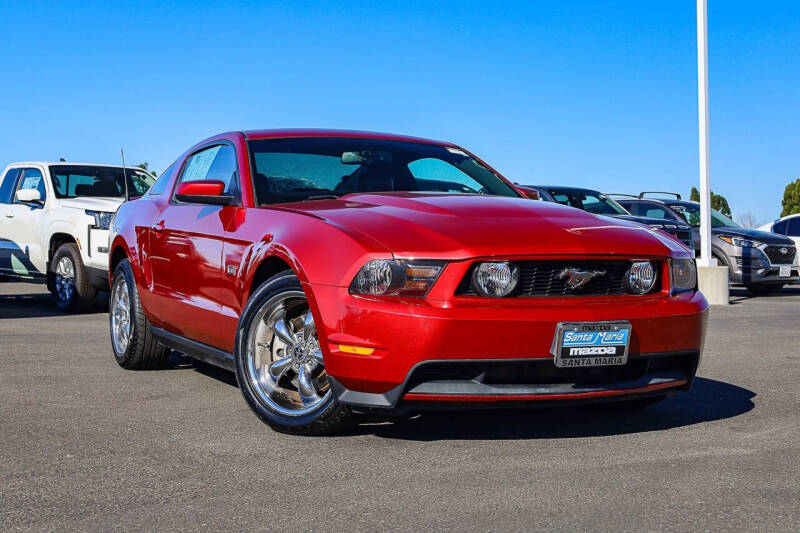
[
  {"x1": 524, "y1": 185, "x2": 605, "y2": 195},
  {"x1": 241, "y1": 128, "x2": 454, "y2": 147},
  {"x1": 5, "y1": 162, "x2": 137, "y2": 169}
]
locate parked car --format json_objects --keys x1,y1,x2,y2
[
  {"x1": 758, "y1": 214, "x2": 800, "y2": 249},
  {"x1": 520, "y1": 185, "x2": 695, "y2": 253},
  {"x1": 614, "y1": 193, "x2": 798, "y2": 295},
  {"x1": 0, "y1": 162, "x2": 155, "y2": 310},
  {"x1": 108, "y1": 129, "x2": 707, "y2": 435}
]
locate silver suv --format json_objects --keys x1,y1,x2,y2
[{"x1": 615, "y1": 193, "x2": 798, "y2": 295}]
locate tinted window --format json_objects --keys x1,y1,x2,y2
[
  {"x1": 177, "y1": 145, "x2": 237, "y2": 196},
  {"x1": 545, "y1": 189, "x2": 628, "y2": 215},
  {"x1": 787, "y1": 218, "x2": 800, "y2": 237},
  {"x1": 248, "y1": 137, "x2": 518, "y2": 205},
  {"x1": 17, "y1": 168, "x2": 46, "y2": 202},
  {"x1": 772, "y1": 220, "x2": 787, "y2": 234},
  {"x1": 148, "y1": 163, "x2": 176, "y2": 196},
  {"x1": 0, "y1": 168, "x2": 22, "y2": 204},
  {"x1": 50, "y1": 165, "x2": 155, "y2": 198},
  {"x1": 638, "y1": 204, "x2": 670, "y2": 219}
]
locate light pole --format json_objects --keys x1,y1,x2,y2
[
  {"x1": 695, "y1": 0, "x2": 729, "y2": 304},
  {"x1": 696, "y1": 0, "x2": 713, "y2": 267}
]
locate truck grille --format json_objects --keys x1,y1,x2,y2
[
  {"x1": 671, "y1": 229, "x2": 694, "y2": 250},
  {"x1": 763, "y1": 245, "x2": 796, "y2": 265},
  {"x1": 457, "y1": 260, "x2": 660, "y2": 297}
]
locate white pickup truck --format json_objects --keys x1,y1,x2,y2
[{"x1": 0, "y1": 162, "x2": 155, "y2": 311}]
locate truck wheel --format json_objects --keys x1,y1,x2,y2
[
  {"x1": 109, "y1": 258, "x2": 170, "y2": 369},
  {"x1": 234, "y1": 271, "x2": 357, "y2": 435},
  {"x1": 746, "y1": 284, "x2": 783, "y2": 296},
  {"x1": 50, "y1": 243, "x2": 97, "y2": 312}
]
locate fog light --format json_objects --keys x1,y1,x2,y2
[
  {"x1": 624, "y1": 261, "x2": 657, "y2": 295},
  {"x1": 472, "y1": 262, "x2": 520, "y2": 297}
]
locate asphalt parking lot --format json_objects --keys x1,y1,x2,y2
[{"x1": 1, "y1": 282, "x2": 799, "y2": 531}]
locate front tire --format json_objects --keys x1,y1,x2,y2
[
  {"x1": 109, "y1": 258, "x2": 170, "y2": 369},
  {"x1": 50, "y1": 243, "x2": 97, "y2": 312},
  {"x1": 234, "y1": 271, "x2": 356, "y2": 435}
]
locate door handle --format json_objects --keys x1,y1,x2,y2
[{"x1": 4, "y1": 213, "x2": 13, "y2": 218}]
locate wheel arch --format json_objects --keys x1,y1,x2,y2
[{"x1": 48, "y1": 232, "x2": 78, "y2": 265}]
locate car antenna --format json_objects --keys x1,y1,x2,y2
[{"x1": 120, "y1": 148, "x2": 129, "y2": 201}]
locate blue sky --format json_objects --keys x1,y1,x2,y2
[{"x1": 1, "y1": 0, "x2": 798, "y2": 222}]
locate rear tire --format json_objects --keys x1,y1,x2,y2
[
  {"x1": 234, "y1": 270, "x2": 356, "y2": 435},
  {"x1": 745, "y1": 284, "x2": 783, "y2": 296},
  {"x1": 50, "y1": 243, "x2": 97, "y2": 312},
  {"x1": 109, "y1": 258, "x2": 170, "y2": 369}
]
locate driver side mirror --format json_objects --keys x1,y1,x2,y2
[
  {"x1": 16, "y1": 189, "x2": 43, "y2": 204},
  {"x1": 174, "y1": 180, "x2": 234, "y2": 205}
]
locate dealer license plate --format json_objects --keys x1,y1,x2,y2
[
  {"x1": 551, "y1": 322, "x2": 631, "y2": 368},
  {"x1": 779, "y1": 265, "x2": 791, "y2": 278}
]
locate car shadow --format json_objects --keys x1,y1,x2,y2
[
  {"x1": 169, "y1": 356, "x2": 755, "y2": 440},
  {"x1": 346, "y1": 377, "x2": 755, "y2": 440},
  {"x1": 729, "y1": 284, "x2": 800, "y2": 304},
  {"x1": 0, "y1": 291, "x2": 108, "y2": 319}
]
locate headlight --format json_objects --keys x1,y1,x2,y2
[
  {"x1": 671, "y1": 258, "x2": 697, "y2": 294},
  {"x1": 86, "y1": 210, "x2": 114, "y2": 230},
  {"x1": 718, "y1": 235, "x2": 761, "y2": 248},
  {"x1": 471, "y1": 261, "x2": 520, "y2": 297},
  {"x1": 349, "y1": 259, "x2": 444, "y2": 297},
  {"x1": 623, "y1": 261, "x2": 657, "y2": 295}
]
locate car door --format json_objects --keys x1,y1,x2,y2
[
  {"x1": 2, "y1": 167, "x2": 48, "y2": 278},
  {"x1": 147, "y1": 143, "x2": 240, "y2": 349},
  {"x1": 0, "y1": 168, "x2": 23, "y2": 274}
]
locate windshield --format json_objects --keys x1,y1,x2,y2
[
  {"x1": 247, "y1": 138, "x2": 519, "y2": 205},
  {"x1": 670, "y1": 203, "x2": 738, "y2": 228},
  {"x1": 49, "y1": 165, "x2": 155, "y2": 199},
  {"x1": 547, "y1": 188, "x2": 629, "y2": 215}
]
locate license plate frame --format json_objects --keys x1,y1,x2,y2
[
  {"x1": 779, "y1": 265, "x2": 791, "y2": 278},
  {"x1": 551, "y1": 321, "x2": 632, "y2": 368}
]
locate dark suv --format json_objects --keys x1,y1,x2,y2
[
  {"x1": 615, "y1": 193, "x2": 798, "y2": 295},
  {"x1": 522, "y1": 185, "x2": 695, "y2": 253}
]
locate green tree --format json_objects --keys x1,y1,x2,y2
[
  {"x1": 689, "y1": 186, "x2": 731, "y2": 217},
  {"x1": 135, "y1": 162, "x2": 156, "y2": 177},
  {"x1": 781, "y1": 178, "x2": 800, "y2": 217}
]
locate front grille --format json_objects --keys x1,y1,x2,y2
[
  {"x1": 763, "y1": 245, "x2": 796, "y2": 265},
  {"x1": 456, "y1": 260, "x2": 660, "y2": 297},
  {"x1": 673, "y1": 229, "x2": 694, "y2": 249}
]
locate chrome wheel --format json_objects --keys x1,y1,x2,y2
[
  {"x1": 55, "y1": 256, "x2": 75, "y2": 303},
  {"x1": 245, "y1": 291, "x2": 330, "y2": 417},
  {"x1": 110, "y1": 277, "x2": 132, "y2": 354}
]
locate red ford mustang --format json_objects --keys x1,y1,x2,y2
[{"x1": 108, "y1": 129, "x2": 707, "y2": 434}]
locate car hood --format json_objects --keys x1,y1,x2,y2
[
  {"x1": 713, "y1": 226, "x2": 794, "y2": 245},
  {"x1": 275, "y1": 193, "x2": 687, "y2": 259},
  {"x1": 59, "y1": 197, "x2": 124, "y2": 212},
  {"x1": 611, "y1": 214, "x2": 691, "y2": 229}
]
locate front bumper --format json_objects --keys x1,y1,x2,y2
[
  {"x1": 726, "y1": 252, "x2": 799, "y2": 285},
  {"x1": 309, "y1": 285, "x2": 708, "y2": 411}
]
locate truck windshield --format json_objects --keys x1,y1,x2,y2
[
  {"x1": 247, "y1": 137, "x2": 520, "y2": 205},
  {"x1": 49, "y1": 165, "x2": 155, "y2": 199}
]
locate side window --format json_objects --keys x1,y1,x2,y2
[
  {"x1": 148, "y1": 163, "x2": 176, "y2": 196},
  {"x1": 786, "y1": 218, "x2": 800, "y2": 237},
  {"x1": 772, "y1": 220, "x2": 787, "y2": 235},
  {"x1": 643, "y1": 204, "x2": 670, "y2": 220},
  {"x1": 0, "y1": 168, "x2": 22, "y2": 204},
  {"x1": 176, "y1": 145, "x2": 237, "y2": 197},
  {"x1": 16, "y1": 168, "x2": 46, "y2": 202}
]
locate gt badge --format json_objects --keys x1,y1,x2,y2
[{"x1": 226, "y1": 265, "x2": 238, "y2": 276}]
